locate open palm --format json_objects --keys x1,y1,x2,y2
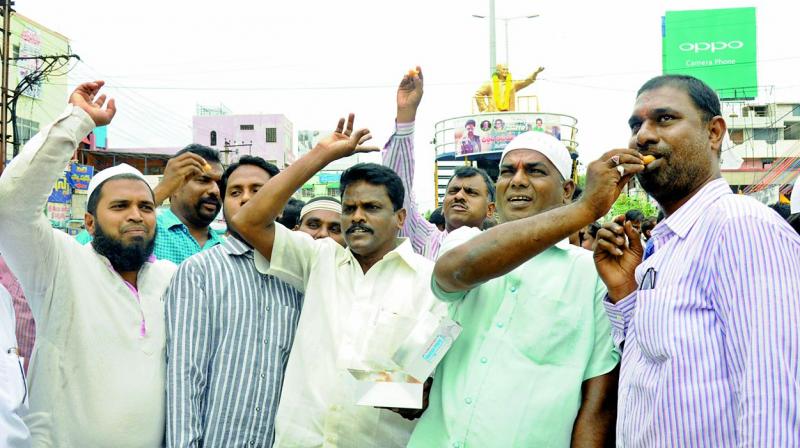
[
  {"x1": 69, "y1": 80, "x2": 116, "y2": 126},
  {"x1": 316, "y1": 113, "x2": 380, "y2": 158}
]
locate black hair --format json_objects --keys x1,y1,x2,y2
[
  {"x1": 428, "y1": 207, "x2": 445, "y2": 226},
  {"x1": 87, "y1": 173, "x2": 154, "y2": 216},
  {"x1": 446, "y1": 166, "x2": 496, "y2": 201},
  {"x1": 219, "y1": 155, "x2": 280, "y2": 199},
  {"x1": 625, "y1": 209, "x2": 645, "y2": 222},
  {"x1": 277, "y1": 198, "x2": 305, "y2": 228},
  {"x1": 175, "y1": 143, "x2": 222, "y2": 165},
  {"x1": 641, "y1": 217, "x2": 657, "y2": 234},
  {"x1": 637, "y1": 74, "x2": 721, "y2": 122},
  {"x1": 339, "y1": 163, "x2": 404, "y2": 211},
  {"x1": 466, "y1": 119, "x2": 476, "y2": 127}
]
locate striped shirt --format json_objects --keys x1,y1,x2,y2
[
  {"x1": 382, "y1": 122, "x2": 447, "y2": 260},
  {"x1": 604, "y1": 178, "x2": 800, "y2": 447},
  {"x1": 0, "y1": 256, "x2": 33, "y2": 372},
  {"x1": 165, "y1": 236, "x2": 302, "y2": 448}
]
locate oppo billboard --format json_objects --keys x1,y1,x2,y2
[{"x1": 662, "y1": 8, "x2": 757, "y2": 99}]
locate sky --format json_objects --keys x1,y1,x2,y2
[{"x1": 17, "y1": 0, "x2": 800, "y2": 211}]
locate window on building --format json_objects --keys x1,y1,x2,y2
[
  {"x1": 16, "y1": 118, "x2": 39, "y2": 146},
  {"x1": 266, "y1": 127, "x2": 277, "y2": 143},
  {"x1": 793, "y1": 105, "x2": 800, "y2": 117},
  {"x1": 301, "y1": 188, "x2": 314, "y2": 198},
  {"x1": 783, "y1": 122, "x2": 800, "y2": 140},
  {"x1": 753, "y1": 128, "x2": 778, "y2": 143},
  {"x1": 749, "y1": 106, "x2": 768, "y2": 117},
  {"x1": 327, "y1": 187, "x2": 340, "y2": 196},
  {"x1": 210, "y1": 130, "x2": 217, "y2": 146},
  {"x1": 761, "y1": 159, "x2": 774, "y2": 169},
  {"x1": 729, "y1": 129, "x2": 744, "y2": 145},
  {"x1": 240, "y1": 124, "x2": 255, "y2": 131}
]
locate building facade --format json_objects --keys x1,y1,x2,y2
[
  {"x1": 721, "y1": 101, "x2": 800, "y2": 199},
  {"x1": 4, "y1": 13, "x2": 70, "y2": 163},
  {"x1": 193, "y1": 113, "x2": 295, "y2": 167}
]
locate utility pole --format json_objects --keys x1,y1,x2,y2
[
  {"x1": 488, "y1": 0, "x2": 496, "y2": 78},
  {"x1": 8, "y1": 54, "x2": 80, "y2": 156},
  {"x1": 0, "y1": 0, "x2": 13, "y2": 173},
  {"x1": 221, "y1": 140, "x2": 252, "y2": 165}
]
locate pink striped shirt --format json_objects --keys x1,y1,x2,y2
[
  {"x1": 382, "y1": 122, "x2": 446, "y2": 260},
  {"x1": 0, "y1": 255, "x2": 34, "y2": 371},
  {"x1": 604, "y1": 178, "x2": 800, "y2": 447}
]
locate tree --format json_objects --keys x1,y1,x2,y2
[{"x1": 606, "y1": 193, "x2": 659, "y2": 221}]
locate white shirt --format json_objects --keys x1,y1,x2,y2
[
  {"x1": 0, "y1": 106, "x2": 177, "y2": 447},
  {"x1": 255, "y1": 224, "x2": 443, "y2": 447},
  {"x1": 1, "y1": 284, "x2": 30, "y2": 448}
]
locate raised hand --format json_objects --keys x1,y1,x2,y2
[
  {"x1": 153, "y1": 152, "x2": 217, "y2": 204},
  {"x1": 397, "y1": 66, "x2": 423, "y2": 122},
  {"x1": 68, "y1": 80, "x2": 116, "y2": 126},
  {"x1": 578, "y1": 149, "x2": 645, "y2": 221},
  {"x1": 315, "y1": 113, "x2": 380, "y2": 160},
  {"x1": 594, "y1": 215, "x2": 644, "y2": 302}
]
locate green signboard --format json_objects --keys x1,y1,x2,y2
[{"x1": 663, "y1": 8, "x2": 757, "y2": 99}]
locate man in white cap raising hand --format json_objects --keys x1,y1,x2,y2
[
  {"x1": 0, "y1": 81, "x2": 177, "y2": 447},
  {"x1": 409, "y1": 132, "x2": 645, "y2": 447}
]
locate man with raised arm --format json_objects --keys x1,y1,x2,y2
[
  {"x1": 230, "y1": 115, "x2": 444, "y2": 447},
  {"x1": 383, "y1": 67, "x2": 495, "y2": 259},
  {"x1": 409, "y1": 132, "x2": 645, "y2": 447},
  {"x1": 0, "y1": 81, "x2": 176, "y2": 446}
]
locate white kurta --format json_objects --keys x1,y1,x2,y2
[
  {"x1": 0, "y1": 283, "x2": 30, "y2": 448},
  {"x1": 0, "y1": 106, "x2": 176, "y2": 447},
  {"x1": 256, "y1": 224, "x2": 444, "y2": 447}
]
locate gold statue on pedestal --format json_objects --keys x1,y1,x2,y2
[{"x1": 475, "y1": 65, "x2": 544, "y2": 112}]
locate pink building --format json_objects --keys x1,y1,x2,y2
[{"x1": 193, "y1": 114, "x2": 296, "y2": 167}]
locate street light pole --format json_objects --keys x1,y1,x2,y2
[
  {"x1": 472, "y1": 11, "x2": 539, "y2": 75},
  {"x1": 488, "y1": 0, "x2": 496, "y2": 78}
]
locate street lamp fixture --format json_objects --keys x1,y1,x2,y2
[{"x1": 472, "y1": 13, "x2": 540, "y2": 75}]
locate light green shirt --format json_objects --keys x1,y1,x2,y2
[{"x1": 409, "y1": 226, "x2": 619, "y2": 448}]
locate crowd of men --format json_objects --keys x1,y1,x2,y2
[{"x1": 0, "y1": 69, "x2": 799, "y2": 448}]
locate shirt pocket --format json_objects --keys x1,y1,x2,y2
[
  {"x1": 274, "y1": 303, "x2": 301, "y2": 355},
  {"x1": 511, "y1": 297, "x2": 580, "y2": 367},
  {"x1": 0, "y1": 352, "x2": 26, "y2": 411},
  {"x1": 632, "y1": 287, "x2": 677, "y2": 363}
]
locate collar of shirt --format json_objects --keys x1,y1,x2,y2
[
  {"x1": 339, "y1": 237, "x2": 419, "y2": 271},
  {"x1": 220, "y1": 234, "x2": 253, "y2": 258},
  {"x1": 652, "y1": 178, "x2": 732, "y2": 241},
  {"x1": 553, "y1": 238, "x2": 571, "y2": 251},
  {"x1": 158, "y1": 208, "x2": 225, "y2": 244}
]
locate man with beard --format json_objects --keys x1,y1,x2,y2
[
  {"x1": 594, "y1": 75, "x2": 800, "y2": 446},
  {"x1": 230, "y1": 115, "x2": 445, "y2": 447},
  {"x1": 409, "y1": 131, "x2": 642, "y2": 447},
  {"x1": 165, "y1": 155, "x2": 302, "y2": 447},
  {"x1": 75, "y1": 144, "x2": 225, "y2": 265},
  {"x1": 383, "y1": 67, "x2": 495, "y2": 260},
  {"x1": 0, "y1": 81, "x2": 177, "y2": 446}
]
